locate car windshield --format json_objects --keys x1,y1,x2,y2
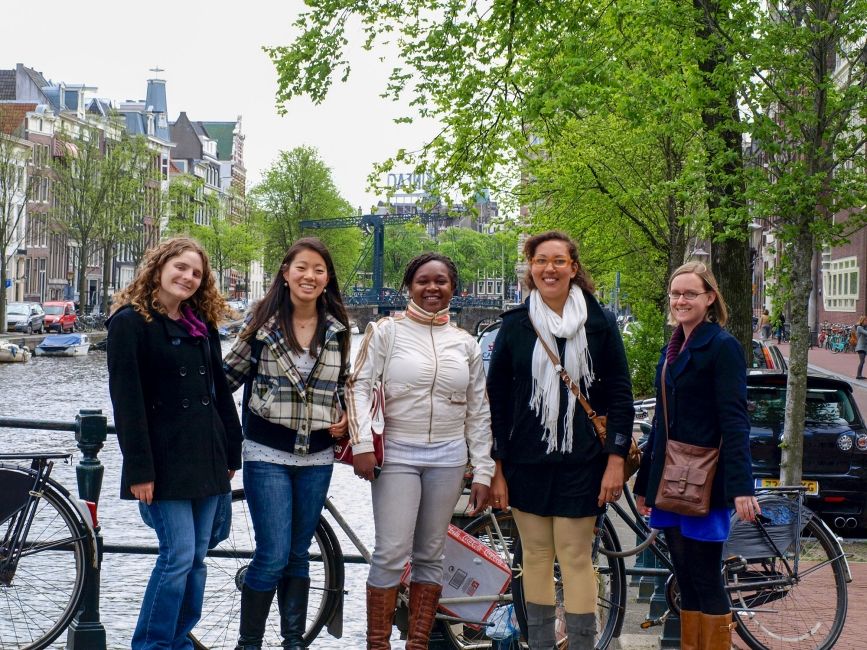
[
  {"x1": 748, "y1": 385, "x2": 859, "y2": 427},
  {"x1": 7, "y1": 304, "x2": 27, "y2": 315},
  {"x1": 44, "y1": 305, "x2": 64, "y2": 315}
]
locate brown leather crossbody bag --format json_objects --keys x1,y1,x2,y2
[
  {"x1": 530, "y1": 325, "x2": 642, "y2": 480},
  {"x1": 653, "y1": 357, "x2": 721, "y2": 516}
]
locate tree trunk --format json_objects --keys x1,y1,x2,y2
[
  {"x1": 695, "y1": 0, "x2": 751, "y2": 357},
  {"x1": 101, "y1": 241, "x2": 113, "y2": 315},
  {"x1": 77, "y1": 241, "x2": 89, "y2": 314},
  {"x1": 713, "y1": 239, "x2": 752, "y2": 350},
  {"x1": 0, "y1": 262, "x2": 7, "y2": 333},
  {"x1": 780, "y1": 224, "x2": 812, "y2": 485}
]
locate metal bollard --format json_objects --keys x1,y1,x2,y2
[
  {"x1": 648, "y1": 530, "x2": 679, "y2": 647},
  {"x1": 66, "y1": 408, "x2": 108, "y2": 650}
]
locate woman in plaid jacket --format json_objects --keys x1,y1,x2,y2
[{"x1": 223, "y1": 237, "x2": 351, "y2": 650}]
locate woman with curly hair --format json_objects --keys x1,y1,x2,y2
[{"x1": 106, "y1": 236, "x2": 242, "y2": 650}]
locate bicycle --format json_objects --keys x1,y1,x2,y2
[
  {"x1": 0, "y1": 453, "x2": 99, "y2": 650},
  {"x1": 190, "y1": 488, "x2": 529, "y2": 649},
  {"x1": 519, "y1": 482, "x2": 851, "y2": 650},
  {"x1": 188, "y1": 401, "x2": 649, "y2": 649}
]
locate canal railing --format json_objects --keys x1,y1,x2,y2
[{"x1": 1, "y1": 410, "x2": 675, "y2": 649}]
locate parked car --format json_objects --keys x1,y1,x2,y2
[
  {"x1": 750, "y1": 339, "x2": 787, "y2": 374},
  {"x1": 226, "y1": 299, "x2": 248, "y2": 315},
  {"x1": 5, "y1": 302, "x2": 45, "y2": 334},
  {"x1": 42, "y1": 300, "x2": 78, "y2": 333},
  {"x1": 747, "y1": 372, "x2": 867, "y2": 532}
]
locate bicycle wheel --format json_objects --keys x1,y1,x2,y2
[
  {"x1": 0, "y1": 466, "x2": 90, "y2": 650},
  {"x1": 511, "y1": 516, "x2": 626, "y2": 650},
  {"x1": 725, "y1": 501, "x2": 848, "y2": 650},
  {"x1": 188, "y1": 488, "x2": 344, "y2": 649},
  {"x1": 438, "y1": 510, "x2": 523, "y2": 649}
]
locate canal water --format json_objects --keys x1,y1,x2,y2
[{"x1": 0, "y1": 335, "x2": 386, "y2": 649}]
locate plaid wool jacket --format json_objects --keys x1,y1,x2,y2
[{"x1": 223, "y1": 312, "x2": 349, "y2": 455}]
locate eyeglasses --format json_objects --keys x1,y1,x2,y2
[
  {"x1": 668, "y1": 291, "x2": 708, "y2": 301},
  {"x1": 531, "y1": 257, "x2": 572, "y2": 269}
]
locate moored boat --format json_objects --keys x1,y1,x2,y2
[
  {"x1": 34, "y1": 333, "x2": 90, "y2": 357},
  {"x1": 0, "y1": 342, "x2": 31, "y2": 363}
]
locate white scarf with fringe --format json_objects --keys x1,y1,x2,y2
[{"x1": 529, "y1": 285, "x2": 594, "y2": 453}]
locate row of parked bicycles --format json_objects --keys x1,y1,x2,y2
[
  {"x1": 0, "y1": 399, "x2": 852, "y2": 649},
  {"x1": 816, "y1": 322, "x2": 859, "y2": 354}
]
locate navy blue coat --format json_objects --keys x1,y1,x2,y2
[
  {"x1": 107, "y1": 306, "x2": 243, "y2": 500},
  {"x1": 633, "y1": 322, "x2": 755, "y2": 509}
]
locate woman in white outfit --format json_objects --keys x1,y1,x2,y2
[{"x1": 346, "y1": 252, "x2": 495, "y2": 650}]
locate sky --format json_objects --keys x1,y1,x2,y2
[{"x1": 2, "y1": 0, "x2": 440, "y2": 211}]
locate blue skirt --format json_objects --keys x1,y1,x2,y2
[{"x1": 649, "y1": 506, "x2": 732, "y2": 542}]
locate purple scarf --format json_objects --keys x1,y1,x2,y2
[
  {"x1": 176, "y1": 304, "x2": 209, "y2": 339},
  {"x1": 665, "y1": 324, "x2": 695, "y2": 366}
]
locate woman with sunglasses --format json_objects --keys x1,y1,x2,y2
[{"x1": 487, "y1": 231, "x2": 634, "y2": 649}]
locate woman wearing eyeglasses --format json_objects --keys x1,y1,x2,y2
[
  {"x1": 633, "y1": 261, "x2": 760, "y2": 650},
  {"x1": 487, "y1": 231, "x2": 634, "y2": 649}
]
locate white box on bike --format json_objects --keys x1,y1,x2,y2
[{"x1": 402, "y1": 524, "x2": 511, "y2": 628}]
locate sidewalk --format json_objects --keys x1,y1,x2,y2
[{"x1": 775, "y1": 341, "x2": 867, "y2": 413}]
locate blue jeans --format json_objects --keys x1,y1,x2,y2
[
  {"x1": 132, "y1": 495, "x2": 220, "y2": 650},
  {"x1": 243, "y1": 461, "x2": 333, "y2": 591}
]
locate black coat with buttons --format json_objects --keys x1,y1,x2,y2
[{"x1": 107, "y1": 306, "x2": 243, "y2": 500}]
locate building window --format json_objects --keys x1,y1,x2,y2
[{"x1": 822, "y1": 256, "x2": 859, "y2": 312}]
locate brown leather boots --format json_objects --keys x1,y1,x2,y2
[
  {"x1": 681, "y1": 610, "x2": 734, "y2": 650},
  {"x1": 405, "y1": 582, "x2": 443, "y2": 649},
  {"x1": 700, "y1": 612, "x2": 735, "y2": 650},
  {"x1": 366, "y1": 581, "x2": 442, "y2": 650},
  {"x1": 366, "y1": 584, "x2": 398, "y2": 650}
]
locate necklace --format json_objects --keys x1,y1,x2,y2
[{"x1": 293, "y1": 315, "x2": 317, "y2": 329}]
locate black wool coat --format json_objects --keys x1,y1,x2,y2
[
  {"x1": 632, "y1": 322, "x2": 755, "y2": 509},
  {"x1": 487, "y1": 294, "x2": 635, "y2": 465},
  {"x1": 106, "y1": 306, "x2": 243, "y2": 500}
]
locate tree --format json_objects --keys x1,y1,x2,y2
[
  {"x1": 48, "y1": 124, "x2": 112, "y2": 314},
  {"x1": 718, "y1": 0, "x2": 867, "y2": 484},
  {"x1": 96, "y1": 132, "x2": 161, "y2": 313},
  {"x1": 380, "y1": 221, "x2": 436, "y2": 289},
  {"x1": 250, "y1": 146, "x2": 360, "y2": 278},
  {"x1": 0, "y1": 128, "x2": 36, "y2": 332},
  {"x1": 265, "y1": 0, "x2": 757, "y2": 345}
]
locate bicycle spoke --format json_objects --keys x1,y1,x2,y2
[
  {"x1": 726, "y1": 492, "x2": 847, "y2": 650},
  {"x1": 0, "y1": 470, "x2": 88, "y2": 650}
]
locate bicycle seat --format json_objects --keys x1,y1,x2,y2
[{"x1": 0, "y1": 452, "x2": 72, "y2": 461}]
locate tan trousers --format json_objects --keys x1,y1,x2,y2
[{"x1": 512, "y1": 508, "x2": 596, "y2": 614}]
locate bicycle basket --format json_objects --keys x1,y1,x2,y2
[{"x1": 724, "y1": 495, "x2": 812, "y2": 559}]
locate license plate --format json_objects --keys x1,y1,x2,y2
[{"x1": 754, "y1": 478, "x2": 819, "y2": 496}]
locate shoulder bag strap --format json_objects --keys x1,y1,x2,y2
[
  {"x1": 659, "y1": 357, "x2": 670, "y2": 443},
  {"x1": 241, "y1": 336, "x2": 264, "y2": 430},
  {"x1": 529, "y1": 322, "x2": 602, "y2": 432}
]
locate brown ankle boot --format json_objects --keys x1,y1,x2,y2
[
  {"x1": 366, "y1": 584, "x2": 399, "y2": 650},
  {"x1": 680, "y1": 610, "x2": 701, "y2": 650},
  {"x1": 700, "y1": 612, "x2": 734, "y2": 650},
  {"x1": 405, "y1": 581, "x2": 442, "y2": 650}
]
